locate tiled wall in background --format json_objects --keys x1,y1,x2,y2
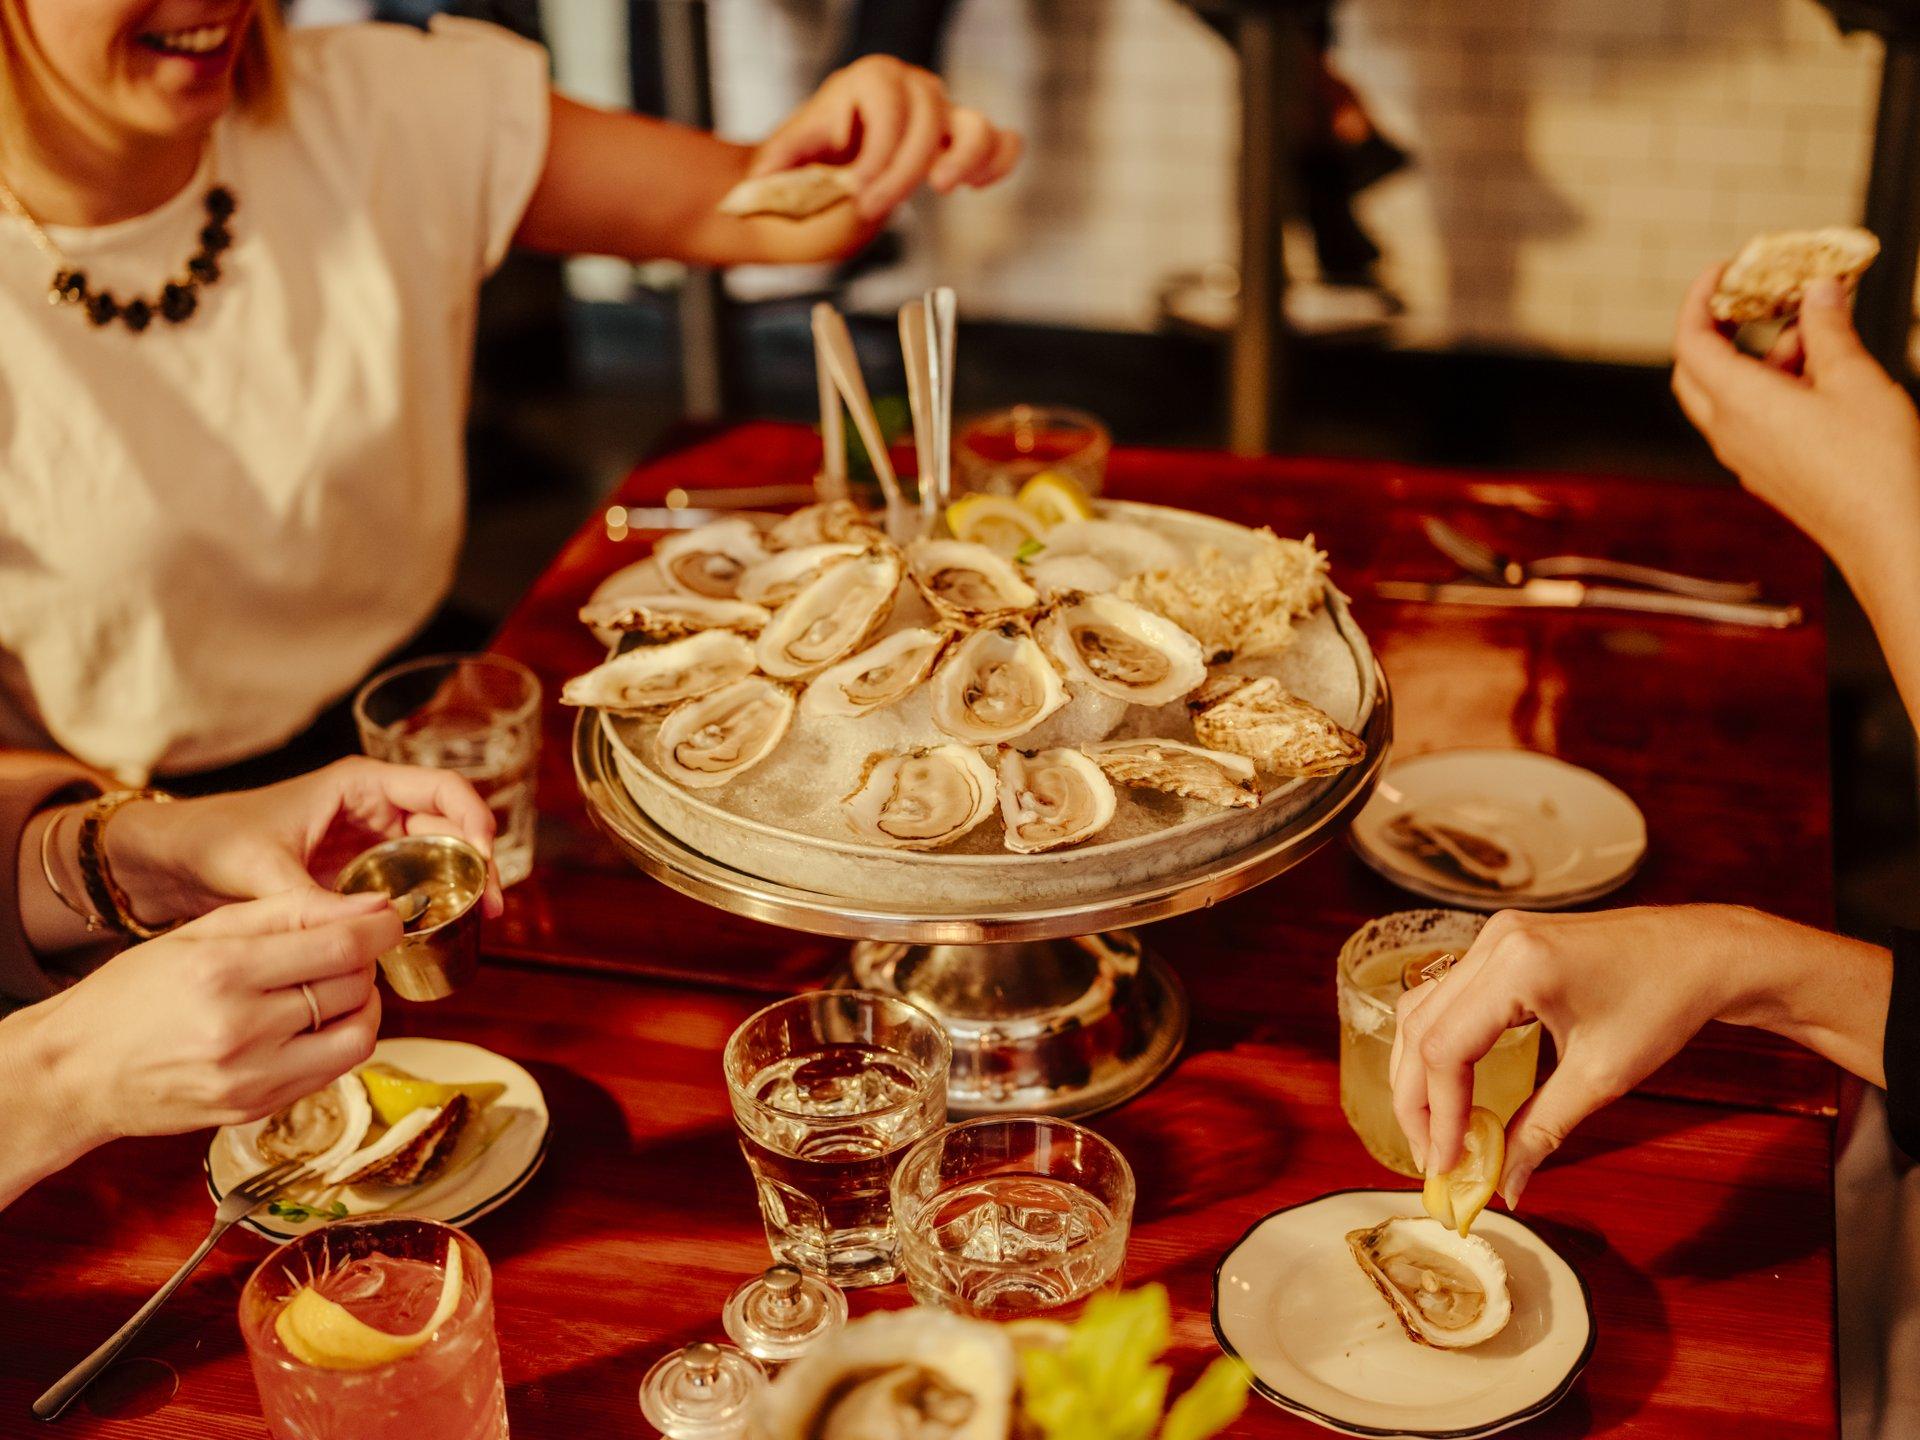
[{"x1": 701, "y1": 0, "x2": 1884, "y2": 363}]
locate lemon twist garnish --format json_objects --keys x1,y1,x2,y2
[
  {"x1": 275, "y1": 1243, "x2": 464, "y2": 1372},
  {"x1": 1422, "y1": 1106, "x2": 1505, "y2": 1237}
]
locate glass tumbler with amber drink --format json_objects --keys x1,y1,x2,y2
[
  {"x1": 724, "y1": 991, "x2": 950, "y2": 1288},
  {"x1": 890, "y1": 1116, "x2": 1133, "y2": 1321},
  {"x1": 1338, "y1": 909, "x2": 1540, "y2": 1177},
  {"x1": 240, "y1": 1216, "x2": 506, "y2": 1440}
]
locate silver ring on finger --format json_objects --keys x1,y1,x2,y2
[{"x1": 299, "y1": 982, "x2": 322, "y2": 1034}]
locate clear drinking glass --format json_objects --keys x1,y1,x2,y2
[
  {"x1": 1338, "y1": 909, "x2": 1542, "y2": 1177},
  {"x1": 723, "y1": 991, "x2": 950, "y2": 1289},
  {"x1": 955, "y1": 405, "x2": 1110, "y2": 497},
  {"x1": 239, "y1": 1216, "x2": 507, "y2": 1440},
  {"x1": 890, "y1": 1116, "x2": 1133, "y2": 1321},
  {"x1": 354, "y1": 654, "x2": 541, "y2": 886}
]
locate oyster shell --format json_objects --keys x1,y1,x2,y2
[
  {"x1": 995, "y1": 746, "x2": 1117, "y2": 852},
  {"x1": 1386, "y1": 808, "x2": 1533, "y2": 891},
  {"x1": 655, "y1": 676, "x2": 796, "y2": 789},
  {"x1": 843, "y1": 744, "x2": 998, "y2": 850},
  {"x1": 752, "y1": 1308, "x2": 1015, "y2": 1440},
  {"x1": 577, "y1": 593, "x2": 770, "y2": 643},
  {"x1": 257, "y1": 1072, "x2": 373, "y2": 1177},
  {"x1": 560, "y1": 631, "x2": 757, "y2": 713},
  {"x1": 1037, "y1": 592, "x2": 1206, "y2": 706},
  {"x1": 716, "y1": 162, "x2": 860, "y2": 220},
  {"x1": 1188, "y1": 674, "x2": 1365, "y2": 777},
  {"x1": 325, "y1": 1093, "x2": 472, "y2": 1188},
  {"x1": 755, "y1": 548, "x2": 904, "y2": 680},
  {"x1": 1024, "y1": 553, "x2": 1120, "y2": 600},
  {"x1": 736, "y1": 541, "x2": 867, "y2": 609},
  {"x1": 930, "y1": 623, "x2": 1068, "y2": 745},
  {"x1": 654, "y1": 517, "x2": 768, "y2": 599},
  {"x1": 767, "y1": 499, "x2": 883, "y2": 552},
  {"x1": 1036, "y1": 518, "x2": 1183, "y2": 578},
  {"x1": 1082, "y1": 738, "x2": 1259, "y2": 809},
  {"x1": 1119, "y1": 530, "x2": 1327, "y2": 661},
  {"x1": 1346, "y1": 1215, "x2": 1512, "y2": 1350},
  {"x1": 802, "y1": 627, "x2": 955, "y2": 718},
  {"x1": 908, "y1": 540, "x2": 1040, "y2": 627}
]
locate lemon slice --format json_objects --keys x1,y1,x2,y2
[
  {"x1": 945, "y1": 494, "x2": 1045, "y2": 555},
  {"x1": 1016, "y1": 470, "x2": 1095, "y2": 526},
  {"x1": 275, "y1": 1243, "x2": 464, "y2": 1372},
  {"x1": 1422, "y1": 1106, "x2": 1505, "y2": 1237},
  {"x1": 357, "y1": 1064, "x2": 504, "y2": 1128}
]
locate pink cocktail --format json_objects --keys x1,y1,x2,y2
[{"x1": 240, "y1": 1216, "x2": 507, "y2": 1440}]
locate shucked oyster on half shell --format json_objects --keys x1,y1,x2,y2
[
  {"x1": 655, "y1": 676, "x2": 796, "y2": 789},
  {"x1": 1386, "y1": 808, "x2": 1534, "y2": 892},
  {"x1": 1036, "y1": 518, "x2": 1183, "y2": 579},
  {"x1": 654, "y1": 517, "x2": 769, "y2": 599},
  {"x1": 257, "y1": 1072, "x2": 373, "y2": 1177},
  {"x1": 802, "y1": 627, "x2": 955, "y2": 718},
  {"x1": 1188, "y1": 674, "x2": 1366, "y2": 778},
  {"x1": 1036, "y1": 592, "x2": 1207, "y2": 706},
  {"x1": 577, "y1": 593, "x2": 771, "y2": 643},
  {"x1": 1082, "y1": 738, "x2": 1260, "y2": 809},
  {"x1": 735, "y1": 541, "x2": 868, "y2": 609},
  {"x1": 755, "y1": 547, "x2": 904, "y2": 680},
  {"x1": 560, "y1": 631, "x2": 757, "y2": 714},
  {"x1": 766, "y1": 499, "x2": 883, "y2": 553},
  {"x1": 907, "y1": 539, "x2": 1040, "y2": 627},
  {"x1": 1346, "y1": 1215, "x2": 1512, "y2": 1350},
  {"x1": 842, "y1": 744, "x2": 998, "y2": 850},
  {"x1": 930, "y1": 623, "x2": 1068, "y2": 745},
  {"x1": 995, "y1": 746, "x2": 1117, "y2": 853}
]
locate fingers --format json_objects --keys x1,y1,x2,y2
[
  {"x1": 860, "y1": 72, "x2": 947, "y2": 218},
  {"x1": 975, "y1": 129, "x2": 1024, "y2": 187},
  {"x1": 281, "y1": 963, "x2": 379, "y2": 1036},
  {"x1": 1798, "y1": 278, "x2": 1884, "y2": 390},
  {"x1": 844, "y1": 65, "x2": 908, "y2": 190},
  {"x1": 1391, "y1": 940, "x2": 1521, "y2": 1175},
  {"x1": 1497, "y1": 1065, "x2": 1609, "y2": 1209},
  {"x1": 930, "y1": 106, "x2": 995, "y2": 192},
  {"x1": 270, "y1": 990, "x2": 384, "y2": 1103},
  {"x1": 330, "y1": 758, "x2": 497, "y2": 860},
  {"x1": 179, "y1": 887, "x2": 393, "y2": 940},
  {"x1": 1763, "y1": 323, "x2": 1806, "y2": 376},
  {"x1": 244, "y1": 906, "x2": 402, "y2": 991},
  {"x1": 403, "y1": 814, "x2": 507, "y2": 916}
]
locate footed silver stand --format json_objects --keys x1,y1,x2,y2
[{"x1": 575, "y1": 669, "x2": 1388, "y2": 1118}]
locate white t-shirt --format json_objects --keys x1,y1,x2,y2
[{"x1": 0, "y1": 18, "x2": 549, "y2": 781}]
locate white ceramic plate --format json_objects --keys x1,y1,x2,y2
[
  {"x1": 1213, "y1": 1189, "x2": 1594, "y2": 1438},
  {"x1": 1349, "y1": 749, "x2": 1646, "y2": 911},
  {"x1": 206, "y1": 1038, "x2": 550, "y2": 1242}
]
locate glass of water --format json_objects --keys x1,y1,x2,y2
[
  {"x1": 353, "y1": 654, "x2": 541, "y2": 887},
  {"x1": 723, "y1": 991, "x2": 950, "y2": 1289},
  {"x1": 890, "y1": 1116, "x2": 1133, "y2": 1320}
]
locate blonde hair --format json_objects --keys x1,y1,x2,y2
[{"x1": 0, "y1": 2, "x2": 288, "y2": 132}]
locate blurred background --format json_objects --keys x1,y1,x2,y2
[{"x1": 294, "y1": 0, "x2": 1918, "y2": 932}]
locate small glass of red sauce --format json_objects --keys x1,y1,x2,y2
[{"x1": 955, "y1": 405, "x2": 1110, "y2": 498}]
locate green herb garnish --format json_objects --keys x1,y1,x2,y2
[
  {"x1": 267, "y1": 1199, "x2": 348, "y2": 1224},
  {"x1": 1014, "y1": 538, "x2": 1047, "y2": 564}
]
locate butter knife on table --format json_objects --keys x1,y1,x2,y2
[{"x1": 1374, "y1": 577, "x2": 1802, "y2": 628}]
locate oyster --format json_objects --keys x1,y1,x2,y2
[
  {"x1": 716, "y1": 162, "x2": 860, "y2": 220},
  {"x1": 752, "y1": 1308, "x2": 1014, "y2": 1440},
  {"x1": 755, "y1": 548, "x2": 904, "y2": 680},
  {"x1": 1082, "y1": 738, "x2": 1259, "y2": 809},
  {"x1": 995, "y1": 747, "x2": 1117, "y2": 853},
  {"x1": 930, "y1": 624, "x2": 1068, "y2": 745},
  {"x1": 1119, "y1": 530, "x2": 1327, "y2": 661},
  {"x1": 577, "y1": 593, "x2": 770, "y2": 643},
  {"x1": 1188, "y1": 674, "x2": 1365, "y2": 777},
  {"x1": 736, "y1": 541, "x2": 867, "y2": 608},
  {"x1": 803, "y1": 627, "x2": 955, "y2": 718},
  {"x1": 325, "y1": 1094, "x2": 472, "y2": 1188},
  {"x1": 843, "y1": 744, "x2": 997, "y2": 850},
  {"x1": 1037, "y1": 518, "x2": 1183, "y2": 578},
  {"x1": 1037, "y1": 592, "x2": 1206, "y2": 706},
  {"x1": 908, "y1": 540, "x2": 1039, "y2": 627},
  {"x1": 1024, "y1": 552, "x2": 1120, "y2": 600},
  {"x1": 560, "y1": 632, "x2": 757, "y2": 713},
  {"x1": 1386, "y1": 808, "x2": 1533, "y2": 891},
  {"x1": 767, "y1": 499, "x2": 883, "y2": 552},
  {"x1": 1346, "y1": 1215, "x2": 1512, "y2": 1350},
  {"x1": 655, "y1": 676, "x2": 796, "y2": 789},
  {"x1": 257, "y1": 1072, "x2": 372, "y2": 1176},
  {"x1": 654, "y1": 517, "x2": 768, "y2": 599}
]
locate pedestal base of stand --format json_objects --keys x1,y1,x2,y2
[{"x1": 846, "y1": 930, "x2": 1188, "y2": 1118}]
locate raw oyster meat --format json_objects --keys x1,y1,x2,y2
[
  {"x1": 1188, "y1": 674, "x2": 1365, "y2": 777},
  {"x1": 654, "y1": 517, "x2": 768, "y2": 599},
  {"x1": 1037, "y1": 592, "x2": 1206, "y2": 706},
  {"x1": 802, "y1": 627, "x2": 955, "y2": 718},
  {"x1": 1082, "y1": 738, "x2": 1259, "y2": 809},
  {"x1": 577, "y1": 593, "x2": 770, "y2": 643},
  {"x1": 560, "y1": 631, "x2": 756, "y2": 713},
  {"x1": 736, "y1": 541, "x2": 867, "y2": 608},
  {"x1": 656, "y1": 676, "x2": 796, "y2": 789},
  {"x1": 929, "y1": 623, "x2": 1067, "y2": 745},
  {"x1": 843, "y1": 744, "x2": 998, "y2": 850},
  {"x1": 1024, "y1": 552, "x2": 1120, "y2": 600},
  {"x1": 1386, "y1": 808, "x2": 1533, "y2": 891},
  {"x1": 257, "y1": 1073, "x2": 372, "y2": 1176},
  {"x1": 767, "y1": 499, "x2": 882, "y2": 552},
  {"x1": 995, "y1": 746, "x2": 1117, "y2": 852},
  {"x1": 1036, "y1": 518, "x2": 1183, "y2": 578},
  {"x1": 755, "y1": 547, "x2": 903, "y2": 680},
  {"x1": 1346, "y1": 1215, "x2": 1512, "y2": 1350},
  {"x1": 908, "y1": 540, "x2": 1039, "y2": 627},
  {"x1": 1120, "y1": 530, "x2": 1327, "y2": 660}
]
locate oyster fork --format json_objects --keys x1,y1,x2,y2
[
  {"x1": 1421, "y1": 517, "x2": 1764, "y2": 604},
  {"x1": 34, "y1": 1157, "x2": 319, "y2": 1421}
]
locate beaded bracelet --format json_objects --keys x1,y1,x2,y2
[{"x1": 77, "y1": 789, "x2": 178, "y2": 940}]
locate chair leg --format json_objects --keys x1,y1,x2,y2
[{"x1": 660, "y1": 0, "x2": 732, "y2": 420}]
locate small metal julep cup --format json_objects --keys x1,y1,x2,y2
[{"x1": 334, "y1": 834, "x2": 487, "y2": 1001}]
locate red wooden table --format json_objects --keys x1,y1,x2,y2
[{"x1": 0, "y1": 424, "x2": 1840, "y2": 1437}]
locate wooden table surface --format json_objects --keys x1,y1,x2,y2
[{"x1": 0, "y1": 423, "x2": 1841, "y2": 1437}]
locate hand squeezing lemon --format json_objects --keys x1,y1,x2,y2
[{"x1": 1422, "y1": 1106, "x2": 1505, "y2": 1237}]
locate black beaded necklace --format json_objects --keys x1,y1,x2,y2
[{"x1": 0, "y1": 174, "x2": 236, "y2": 333}]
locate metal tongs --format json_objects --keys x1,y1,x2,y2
[{"x1": 899, "y1": 287, "x2": 957, "y2": 536}]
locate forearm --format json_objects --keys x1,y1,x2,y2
[
  {"x1": 1717, "y1": 907, "x2": 1891, "y2": 1086},
  {"x1": 0, "y1": 999, "x2": 104, "y2": 1210},
  {"x1": 1847, "y1": 526, "x2": 1920, "y2": 735}
]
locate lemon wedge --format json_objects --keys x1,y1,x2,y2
[
  {"x1": 357, "y1": 1064, "x2": 503, "y2": 1129},
  {"x1": 275, "y1": 1243, "x2": 464, "y2": 1371},
  {"x1": 945, "y1": 494, "x2": 1045, "y2": 555},
  {"x1": 1016, "y1": 470, "x2": 1095, "y2": 526},
  {"x1": 1422, "y1": 1106, "x2": 1505, "y2": 1237}
]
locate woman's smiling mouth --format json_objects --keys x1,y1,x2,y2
[{"x1": 136, "y1": 23, "x2": 234, "y2": 58}]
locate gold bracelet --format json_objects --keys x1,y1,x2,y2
[
  {"x1": 77, "y1": 788, "x2": 178, "y2": 940},
  {"x1": 37, "y1": 804, "x2": 106, "y2": 933}
]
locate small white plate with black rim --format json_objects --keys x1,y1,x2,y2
[
  {"x1": 1213, "y1": 1189, "x2": 1594, "y2": 1438},
  {"x1": 206, "y1": 1037, "x2": 550, "y2": 1242},
  {"x1": 1349, "y1": 749, "x2": 1646, "y2": 911}
]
